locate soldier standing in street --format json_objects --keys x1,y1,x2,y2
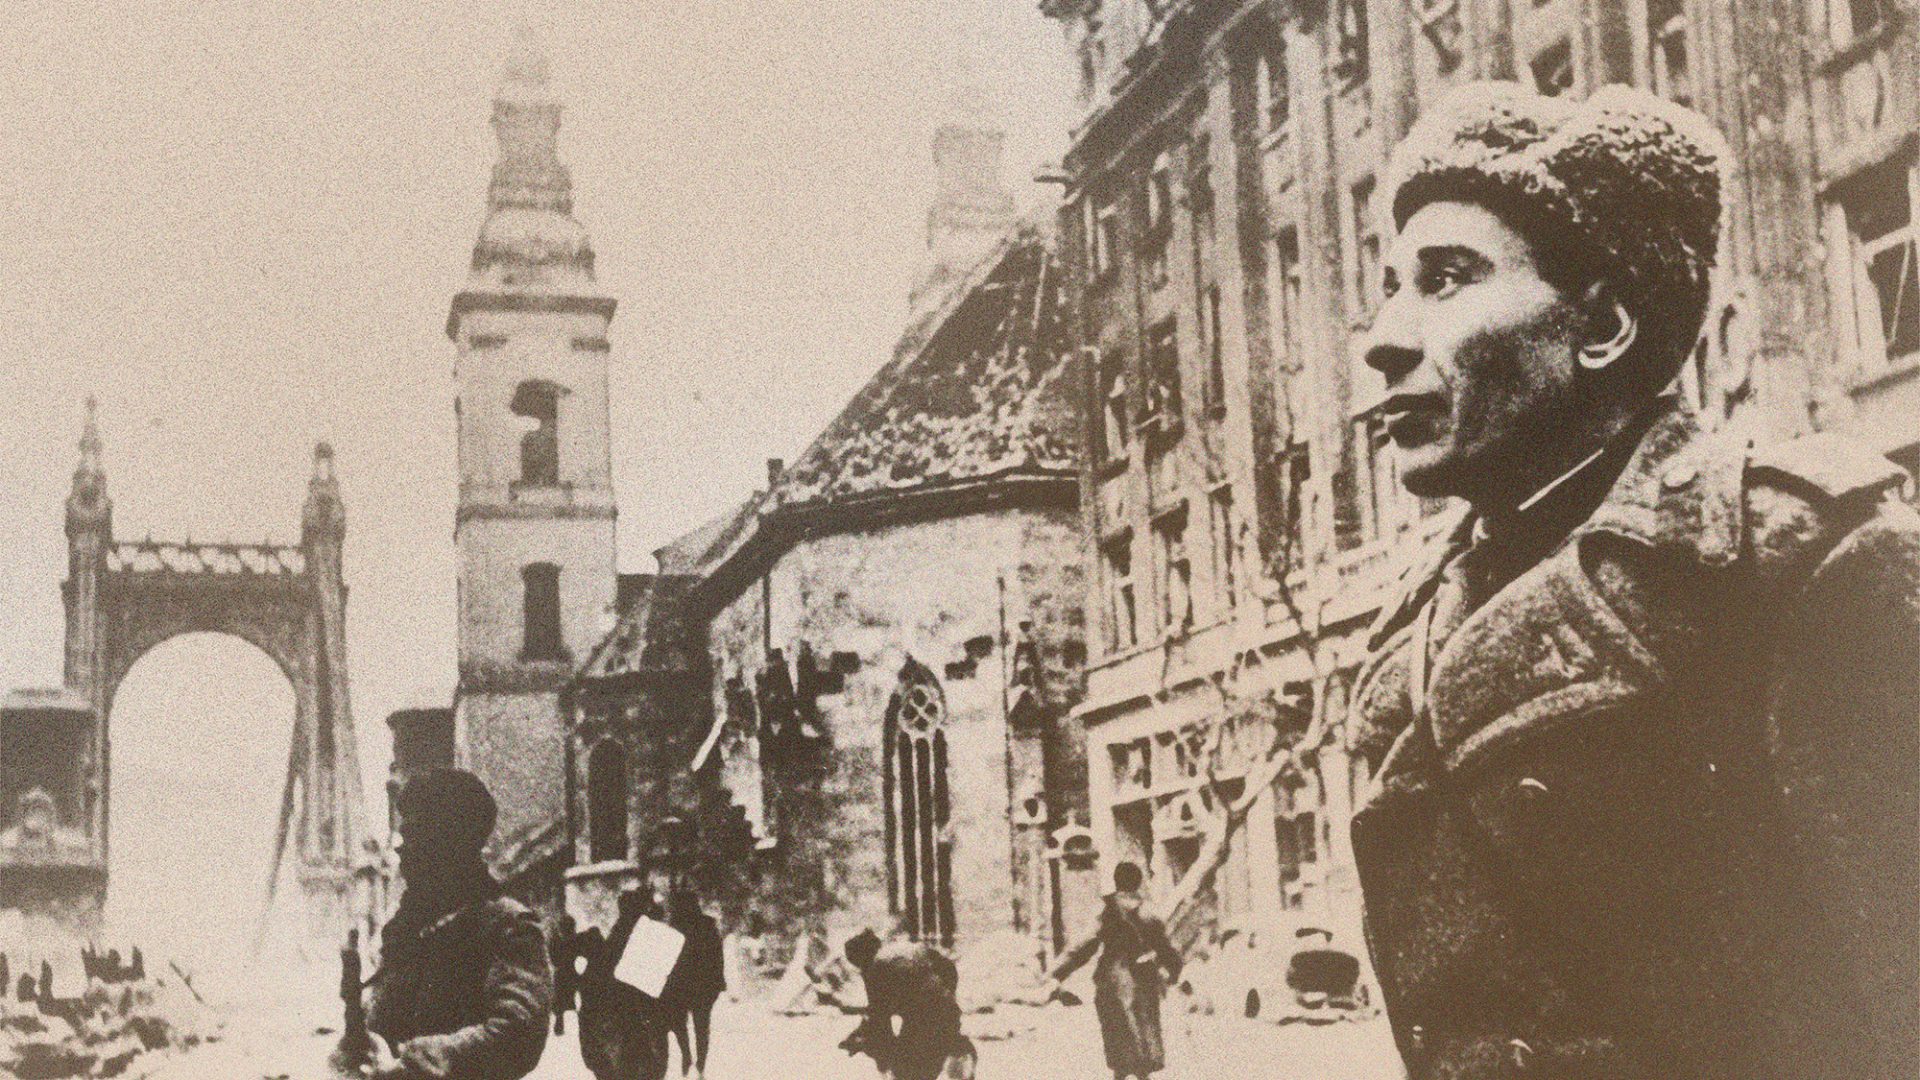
[
  {"x1": 362, "y1": 768, "x2": 552, "y2": 1080},
  {"x1": 1348, "y1": 81, "x2": 1919, "y2": 1079}
]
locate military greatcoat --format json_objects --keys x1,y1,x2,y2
[
  {"x1": 1349, "y1": 402, "x2": 1920, "y2": 1080},
  {"x1": 366, "y1": 894, "x2": 553, "y2": 1080}
]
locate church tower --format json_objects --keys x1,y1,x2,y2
[{"x1": 447, "y1": 33, "x2": 616, "y2": 869}]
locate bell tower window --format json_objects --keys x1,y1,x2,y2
[
  {"x1": 521, "y1": 562, "x2": 565, "y2": 661},
  {"x1": 512, "y1": 380, "x2": 562, "y2": 487}
]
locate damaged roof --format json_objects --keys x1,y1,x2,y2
[
  {"x1": 576, "y1": 572, "x2": 702, "y2": 683},
  {"x1": 767, "y1": 224, "x2": 1076, "y2": 507}
]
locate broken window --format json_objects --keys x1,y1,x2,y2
[
  {"x1": 1205, "y1": 285, "x2": 1226, "y2": 415},
  {"x1": 1648, "y1": 0, "x2": 1693, "y2": 108},
  {"x1": 1334, "y1": 0, "x2": 1370, "y2": 89},
  {"x1": 521, "y1": 562, "x2": 564, "y2": 661},
  {"x1": 588, "y1": 739, "x2": 628, "y2": 863},
  {"x1": 512, "y1": 380, "x2": 561, "y2": 487},
  {"x1": 1279, "y1": 440, "x2": 1313, "y2": 571},
  {"x1": 1208, "y1": 486, "x2": 1239, "y2": 613},
  {"x1": 1155, "y1": 505, "x2": 1193, "y2": 634},
  {"x1": 1099, "y1": 350, "x2": 1130, "y2": 462},
  {"x1": 1835, "y1": 156, "x2": 1920, "y2": 370},
  {"x1": 1104, "y1": 533, "x2": 1139, "y2": 650},
  {"x1": 1349, "y1": 179, "x2": 1382, "y2": 320},
  {"x1": 1144, "y1": 317, "x2": 1182, "y2": 429},
  {"x1": 1532, "y1": 38, "x2": 1575, "y2": 98}
]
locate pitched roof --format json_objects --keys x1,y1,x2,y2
[
  {"x1": 576, "y1": 572, "x2": 702, "y2": 683},
  {"x1": 767, "y1": 224, "x2": 1077, "y2": 507}
]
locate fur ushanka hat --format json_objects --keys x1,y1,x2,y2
[{"x1": 1386, "y1": 82, "x2": 1728, "y2": 369}]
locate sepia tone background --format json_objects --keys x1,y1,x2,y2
[{"x1": 0, "y1": 0, "x2": 1071, "y2": 980}]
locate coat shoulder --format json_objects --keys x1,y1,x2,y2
[{"x1": 1743, "y1": 432, "x2": 1912, "y2": 587}]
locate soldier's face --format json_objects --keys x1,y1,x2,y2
[{"x1": 1363, "y1": 201, "x2": 1584, "y2": 505}]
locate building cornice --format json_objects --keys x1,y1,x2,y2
[
  {"x1": 689, "y1": 469, "x2": 1078, "y2": 619},
  {"x1": 455, "y1": 502, "x2": 617, "y2": 525},
  {"x1": 446, "y1": 291, "x2": 618, "y2": 340}
]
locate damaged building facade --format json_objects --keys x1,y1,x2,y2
[
  {"x1": 1039, "y1": 0, "x2": 1918, "y2": 973},
  {"x1": 562, "y1": 129, "x2": 1098, "y2": 974}
]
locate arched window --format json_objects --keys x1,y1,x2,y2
[
  {"x1": 512, "y1": 381, "x2": 562, "y2": 487},
  {"x1": 883, "y1": 660, "x2": 954, "y2": 947},
  {"x1": 522, "y1": 563, "x2": 564, "y2": 661},
  {"x1": 588, "y1": 739, "x2": 628, "y2": 863}
]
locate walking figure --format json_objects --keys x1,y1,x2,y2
[
  {"x1": 1042, "y1": 861, "x2": 1182, "y2": 1080},
  {"x1": 660, "y1": 886, "x2": 725, "y2": 1079}
]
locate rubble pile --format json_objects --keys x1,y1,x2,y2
[{"x1": 0, "y1": 949, "x2": 223, "y2": 1079}]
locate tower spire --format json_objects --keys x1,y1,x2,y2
[
  {"x1": 68, "y1": 397, "x2": 110, "y2": 535},
  {"x1": 457, "y1": 27, "x2": 597, "y2": 297},
  {"x1": 488, "y1": 27, "x2": 570, "y2": 216}
]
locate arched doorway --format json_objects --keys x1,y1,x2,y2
[{"x1": 103, "y1": 633, "x2": 297, "y2": 1001}]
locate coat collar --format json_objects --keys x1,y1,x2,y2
[
  {"x1": 1365, "y1": 397, "x2": 1744, "y2": 652},
  {"x1": 1571, "y1": 399, "x2": 1747, "y2": 568}
]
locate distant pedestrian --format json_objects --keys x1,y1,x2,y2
[
  {"x1": 660, "y1": 886, "x2": 725, "y2": 1079},
  {"x1": 1043, "y1": 861, "x2": 1182, "y2": 1080},
  {"x1": 362, "y1": 768, "x2": 551, "y2": 1080},
  {"x1": 840, "y1": 929, "x2": 974, "y2": 1080},
  {"x1": 576, "y1": 888, "x2": 673, "y2": 1080}
]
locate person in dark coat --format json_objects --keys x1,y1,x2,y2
[
  {"x1": 363, "y1": 769, "x2": 551, "y2": 1080},
  {"x1": 659, "y1": 886, "x2": 725, "y2": 1079},
  {"x1": 1043, "y1": 861, "x2": 1183, "y2": 1080},
  {"x1": 575, "y1": 888, "x2": 674, "y2": 1080},
  {"x1": 840, "y1": 928, "x2": 973, "y2": 1080},
  {"x1": 1348, "y1": 81, "x2": 1920, "y2": 1079}
]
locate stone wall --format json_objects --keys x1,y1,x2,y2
[{"x1": 701, "y1": 503, "x2": 1084, "y2": 963}]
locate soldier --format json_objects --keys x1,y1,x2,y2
[
  {"x1": 362, "y1": 768, "x2": 551, "y2": 1080},
  {"x1": 1349, "y1": 82, "x2": 1919, "y2": 1080}
]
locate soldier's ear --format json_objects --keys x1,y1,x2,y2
[{"x1": 1576, "y1": 280, "x2": 1638, "y2": 372}]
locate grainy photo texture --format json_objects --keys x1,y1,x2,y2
[{"x1": 1, "y1": 3, "x2": 1915, "y2": 1079}]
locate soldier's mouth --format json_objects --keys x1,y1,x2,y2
[{"x1": 1381, "y1": 394, "x2": 1444, "y2": 444}]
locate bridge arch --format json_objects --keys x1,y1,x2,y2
[{"x1": 40, "y1": 401, "x2": 365, "y2": 940}]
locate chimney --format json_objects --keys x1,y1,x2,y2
[
  {"x1": 909, "y1": 97, "x2": 1018, "y2": 314},
  {"x1": 766, "y1": 458, "x2": 784, "y2": 488}
]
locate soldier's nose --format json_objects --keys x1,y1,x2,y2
[{"x1": 1362, "y1": 302, "x2": 1422, "y2": 384}]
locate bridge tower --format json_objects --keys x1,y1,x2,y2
[
  {"x1": 48, "y1": 400, "x2": 365, "y2": 941},
  {"x1": 446, "y1": 32, "x2": 617, "y2": 881}
]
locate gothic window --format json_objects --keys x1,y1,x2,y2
[
  {"x1": 521, "y1": 562, "x2": 565, "y2": 661},
  {"x1": 1834, "y1": 157, "x2": 1919, "y2": 370},
  {"x1": 1647, "y1": 0, "x2": 1693, "y2": 108},
  {"x1": 512, "y1": 380, "x2": 562, "y2": 487},
  {"x1": 883, "y1": 662, "x2": 955, "y2": 947},
  {"x1": 1829, "y1": 0, "x2": 1893, "y2": 43},
  {"x1": 588, "y1": 739, "x2": 628, "y2": 863}
]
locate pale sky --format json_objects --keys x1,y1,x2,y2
[{"x1": 0, "y1": 0, "x2": 1072, "y2": 965}]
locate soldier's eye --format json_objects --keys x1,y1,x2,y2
[{"x1": 1418, "y1": 265, "x2": 1467, "y2": 297}]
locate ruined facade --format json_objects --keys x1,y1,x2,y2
[
  {"x1": 446, "y1": 36, "x2": 619, "y2": 905},
  {"x1": 1039, "y1": 0, "x2": 1918, "y2": 968},
  {"x1": 562, "y1": 127, "x2": 1094, "y2": 972}
]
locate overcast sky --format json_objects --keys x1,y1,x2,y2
[{"x1": 0, "y1": 0, "x2": 1072, "y2": 966}]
